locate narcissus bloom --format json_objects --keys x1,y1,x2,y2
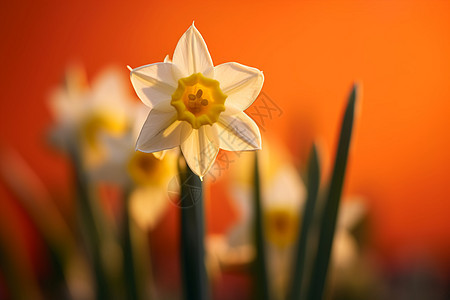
[
  {"x1": 227, "y1": 142, "x2": 305, "y2": 300},
  {"x1": 49, "y1": 66, "x2": 135, "y2": 167},
  {"x1": 90, "y1": 106, "x2": 177, "y2": 230},
  {"x1": 129, "y1": 23, "x2": 264, "y2": 178}
]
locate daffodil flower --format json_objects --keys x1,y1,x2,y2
[
  {"x1": 227, "y1": 142, "x2": 305, "y2": 300},
  {"x1": 49, "y1": 66, "x2": 135, "y2": 167},
  {"x1": 129, "y1": 23, "x2": 264, "y2": 178},
  {"x1": 91, "y1": 107, "x2": 177, "y2": 231}
]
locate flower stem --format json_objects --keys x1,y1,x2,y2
[
  {"x1": 252, "y1": 152, "x2": 270, "y2": 300},
  {"x1": 69, "y1": 146, "x2": 110, "y2": 300},
  {"x1": 122, "y1": 188, "x2": 139, "y2": 300},
  {"x1": 179, "y1": 160, "x2": 209, "y2": 300}
]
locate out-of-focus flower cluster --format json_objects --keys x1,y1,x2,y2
[
  {"x1": 206, "y1": 141, "x2": 373, "y2": 300},
  {"x1": 48, "y1": 65, "x2": 177, "y2": 230},
  {"x1": 0, "y1": 65, "x2": 377, "y2": 300},
  {"x1": 0, "y1": 66, "x2": 180, "y2": 300}
]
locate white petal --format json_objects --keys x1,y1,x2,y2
[
  {"x1": 130, "y1": 186, "x2": 168, "y2": 230},
  {"x1": 204, "y1": 123, "x2": 220, "y2": 147},
  {"x1": 181, "y1": 126, "x2": 219, "y2": 178},
  {"x1": 214, "y1": 106, "x2": 261, "y2": 151},
  {"x1": 264, "y1": 165, "x2": 305, "y2": 207},
  {"x1": 130, "y1": 62, "x2": 177, "y2": 110},
  {"x1": 214, "y1": 62, "x2": 264, "y2": 111},
  {"x1": 332, "y1": 231, "x2": 358, "y2": 270},
  {"x1": 91, "y1": 68, "x2": 128, "y2": 107},
  {"x1": 136, "y1": 110, "x2": 192, "y2": 152},
  {"x1": 337, "y1": 199, "x2": 366, "y2": 230},
  {"x1": 133, "y1": 105, "x2": 151, "y2": 140},
  {"x1": 172, "y1": 23, "x2": 214, "y2": 78},
  {"x1": 48, "y1": 88, "x2": 84, "y2": 124}
]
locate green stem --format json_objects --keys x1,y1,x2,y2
[
  {"x1": 179, "y1": 161, "x2": 209, "y2": 300},
  {"x1": 69, "y1": 146, "x2": 110, "y2": 300},
  {"x1": 122, "y1": 188, "x2": 139, "y2": 300},
  {"x1": 252, "y1": 153, "x2": 270, "y2": 300}
]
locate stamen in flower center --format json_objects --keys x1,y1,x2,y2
[
  {"x1": 186, "y1": 89, "x2": 209, "y2": 114},
  {"x1": 171, "y1": 73, "x2": 227, "y2": 129}
]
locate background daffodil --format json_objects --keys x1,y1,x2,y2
[
  {"x1": 229, "y1": 142, "x2": 306, "y2": 300},
  {"x1": 49, "y1": 66, "x2": 135, "y2": 168},
  {"x1": 129, "y1": 23, "x2": 264, "y2": 178},
  {"x1": 91, "y1": 127, "x2": 177, "y2": 231}
]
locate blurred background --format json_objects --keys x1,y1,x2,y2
[{"x1": 0, "y1": 0, "x2": 449, "y2": 299}]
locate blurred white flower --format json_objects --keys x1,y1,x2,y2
[
  {"x1": 220, "y1": 142, "x2": 306, "y2": 300},
  {"x1": 216, "y1": 142, "x2": 367, "y2": 300},
  {"x1": 49, "y1": 65, "x2": 176, "y2": 230},
  {"x1": 129, "y1": 23, "x2": 264, "y2": 178},
  {"x1": 48, "y1": 66, "x2": 136, "y2": 167},
  {"x1": 228, "y1": 142, "x2": 305, "y2": 248},
  {"x1": 332, "y1": 198, "x2": 367, "y2": 270},
  {"x1": 92, "y1": 121, "x2": 177, "y2": 231}
]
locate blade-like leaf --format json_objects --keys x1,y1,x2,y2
[
  {"x1": 288, "y1": 143, "x2": 321, "y2": 300},
  {"x1": 179, "y1": 159, "x2": 209, "y2": 300},
  {"x1": 307, "y1": 83, "x2": 359, "y2": 300}
]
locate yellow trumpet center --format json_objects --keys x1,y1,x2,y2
[
  {"x1": 81, "y1": 110, "x2": 128, "y2": 151},
  {"x1": 78, "y1": 110, "x2": 128, "y2": 167},
  {"x1": 171, "y1": 73, "x2": 227, "y2": 129},
  {"x1": 265, "y1": 208, "x2": 299, "y2": 248},
  {"x1": 128, "y1": 151, "x2": 165, "y2": 186}
]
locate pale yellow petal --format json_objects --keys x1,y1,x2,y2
[
  {"x1": 136, "y1": 110, "x2": 192, "y2": 153},
  {"x1": 214, "y1": 62, "x2": 264, "y2": 111},
  {"x1": 130, "y1": 62, "x2": 177, "y2": 110},
  {"x1": 91, "y1": 68, "x2": 129, "y2": 108},
  {"x1": 130, "y1": 186, "x2": 168, "y2": 230},
  {"x1": 338, "y1": 199, "x2": 366, "y2": 230},
  {"x1": 172, "y1": 23, "x2": 214, "y2": 78},
  {"x1": 214, "y1": 106, "x2": 261, "y2": 151},
  {"x1": 180, "y1": 126, "x2": 219, "y2": 178}
]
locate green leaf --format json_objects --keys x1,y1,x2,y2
[
  {"x1": 287, "y1": 143, "x2": 321, "y2": 300},
  {"x1": 252, "y1": 152, "x2": 271, "y2": 300},
  {"x1": 179, "y1": 159, "x2": 209, "y2": 300},
  {"x1": 307, "y1": 83, "x2": 359, "y2": 300}
]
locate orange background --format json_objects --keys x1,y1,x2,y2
[{"x1": 1, "y1": 0, "x2": 449, "y2": 270}]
